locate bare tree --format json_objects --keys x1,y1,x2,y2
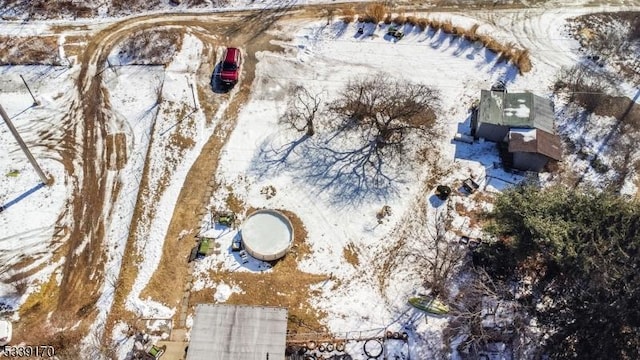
[
  {"x1": 271, "y1": 76, "x2": 440, "y2": 199},
  {"x1": 329, "y1": 75, "x2": 439, "y2": 158},
  {"x1": 402, "y1": 206, "x2": 465, "y2": 297},
  {"x1": 444, "y1": 269, "x2": 538, "y2": 359},
  {"x1": 444, "y1": 270, "x2": 498, "y2": 356},
  {"x1": 281, "y1": 85, "x2": 324, "y2": 137}
]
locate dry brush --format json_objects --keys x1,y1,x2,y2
[{"x1": 338, "y1": 9, "x2": 533, "y2": 74}]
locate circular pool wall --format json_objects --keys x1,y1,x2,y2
[{"x1": 240, "y1": 209, "x2": 294, "y2": 261}]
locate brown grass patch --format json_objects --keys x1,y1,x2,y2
[
  {"x1": 105, "y1": 133, "x2": 128, "y2": 170},
  {"x1": 5, "y1": 257, "x2": 37, "y2": 279},
  {"x1": 110, "y1": 0, "x2": 162, "y2": 15},
  {"x1": 225, "y1": 186, "x2": 246, "y2": 214},
  {"x1": 198, "y1": 210, "x2": 329, "y2": 333},
  {"x1": 383, "y1": 14, "x2": 392, "y2": 25},
  {"x1": 11, "y1": 230, "x2": 83, "y2": 345},
  {"x1": 169, "y1": 127, "x2": 196, "y2": 150},
  {"x1": 188, "y1": 288, "x2": 216, "y2": 305},
  {"x1": 453, "y1": 192, "x2": 494, "y2": 229},
  {"x1": 19, "y1": 0, "x2": 94, "y2": 19},
  {"x1": 343, "y1": 243, "x2": 360, "y2": 267},
  {"x1": 118, "y1": 28, "x2": 184, "y2": 65},
  {"x1": 19, "y1": 273, "x2": 59, "y2": 320},
  {"x1": 0, "y1": 36, "x2": 60, "y2": 65},
  {"x1": 62, "y1": 34, "x2": 91, "y2": 61}
]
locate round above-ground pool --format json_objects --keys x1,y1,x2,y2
[{"x1": 240, "y1": 209, "x2": 294, "y2": 261}]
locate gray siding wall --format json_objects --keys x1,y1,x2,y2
[
  {"x1": 512, "y1": 152, "x2": 549, "y2": 172},
  {"x1": 475, "y1": 123, "x2": 510, "y2": 142}
]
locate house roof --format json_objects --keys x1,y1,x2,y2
[
  {"x1": 508, "y1": 128, "x2": 562, "y2": 160},
  {"x1": 478, "y1": 90, "x2": 556, "y2": 134},
  {"x1": 187, "y1": 304, "x2": 288, "y2": 360}
]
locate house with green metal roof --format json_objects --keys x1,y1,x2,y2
[{"x1": 470, "y1": 90, "x2": 562, "y2": 172}]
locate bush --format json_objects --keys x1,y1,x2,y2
[
  {"x1": 482, "y1": 36, "x2": 505, "y2": 54},
  {"x1": 393, "y1": 14, "x2": 406, "y2": 25},
  {"x1": 416, "y1": 18, "x2": 429, "y2": 31},
  {"x1": 451, "y1": 25, "x2": 465, "y2": 36},
  {"x1": 406, "y1": 16, "x2": 418, "y2": 27},
  {"x1": 365, "y1": 3, "x2": 388, "y2": 24},
  {"x1": 513, "y1": 49, "x2": 532, "y2": 73},
  {"x1": 428, "y1": 18, "x2": 442, "y2": 30},
  {"x1": 464, "y1": 23, "x2": 480, "y2": 42},
  {"x1": 341, "y1": 7, "x2": 356, "y2": 23},
  {"x1": 383, "y1": 14, "x2": 392, "y2": 24},
  {"x1": 441, "y1": 19, "x2": 454, "y2": 34}
]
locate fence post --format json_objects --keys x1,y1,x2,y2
[{"x1": 19, "y1": 74, "x2": 38, "y2": 105}]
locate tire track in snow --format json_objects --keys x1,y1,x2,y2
[{"x1": 483, "y1": 8, "x2": 581, "y2": 70}]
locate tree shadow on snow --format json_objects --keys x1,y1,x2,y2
[
  {"x1": 331, "y1": 21, "x2": 350, "y2": 38},
  {"x1": 293, "y1": 138, "x2": 401, "y2": 206},
  {"x1": 249, "y1": 130, "x2": 401, "y2": 206},
  {"x1": 249, "y1": 134, "x2": 310, "y2": 179}
]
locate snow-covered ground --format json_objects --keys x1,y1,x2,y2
[
  {"x1": 0, "y1": 65, "x2": 75, "y2": 316},
  {"x1": 1, "y1": 4, "x2": 639, "y2": 360},
  {"x1": 84, "y1": 64, "x2": 166, "y2": 350}
]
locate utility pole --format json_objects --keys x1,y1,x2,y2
[{"x1": 0, "y1": 102, "x2": 49, "y2": 185}]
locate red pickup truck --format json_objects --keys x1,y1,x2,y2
[{"x1": 220, "y1": 47, "x2": 242, "y2": 85}]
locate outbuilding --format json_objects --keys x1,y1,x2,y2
[
  {"x1": 187, "y1": 304, "x2": 288, "y2": 360},
  {"x1": 471, "y1": 89, "x2": 562, "y2": 172}
]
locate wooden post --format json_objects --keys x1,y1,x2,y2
[
  {"x1": 0, "y1": 102, "x2": 49, "y2": 184},
  {"x1": 19, "y1": 74, "x2": 38, "y2": 105},
  {"x1": 189, "y1": 81, "x2": 198, "y2": 109}
]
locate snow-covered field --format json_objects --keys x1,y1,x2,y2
[
  {"x1": 189, "y1": 12, "x2": 582, "y2": 359},
  {"x1": 0, "y1": 66, "x2": 75, "y2": 314},
  {"x1": 1, "y1": 3, "x2": 639, "y2": 360}
]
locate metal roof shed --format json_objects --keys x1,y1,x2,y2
[
  {"x1": 476, "y1": 90, "x2": 557, "y2": 134},
  {"x1": 187, "y1": 304, "x2": 288, "y2": 360}
]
